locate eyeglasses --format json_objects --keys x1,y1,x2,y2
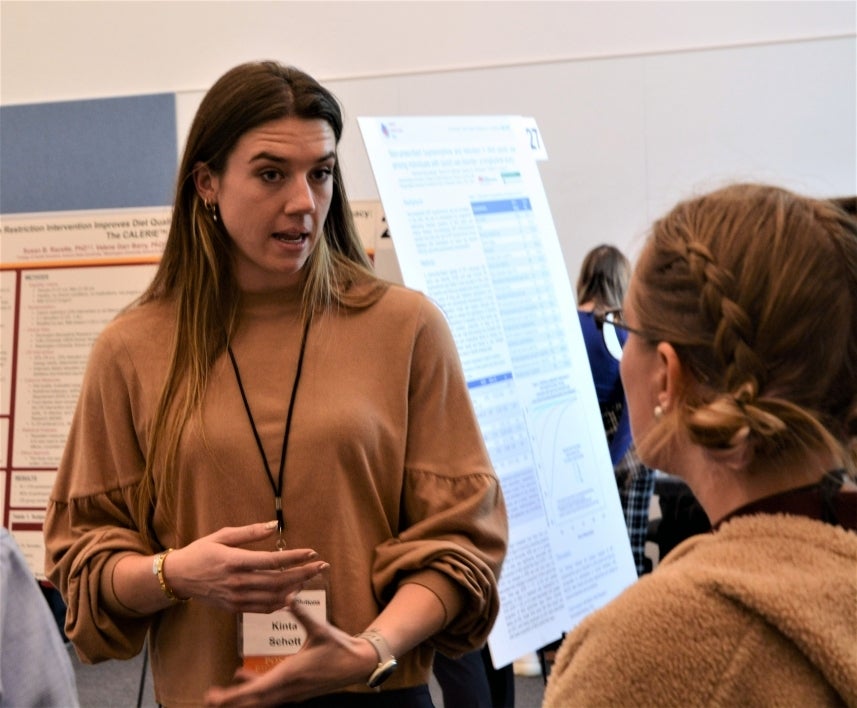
[{"x1": 594, "y1": 309, "x2": 646, "y2": 361}]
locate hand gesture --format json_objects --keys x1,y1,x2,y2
[
  {"x1": 203, "y1": 594, "x2": 377, "y2": 706},
  {"x1": 165, "y1": 522, "x2": 328, "y2": 614}
]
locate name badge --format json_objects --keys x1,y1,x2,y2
[{"x1": 240, "y1": 589, "x2": 327, "y2": 673}]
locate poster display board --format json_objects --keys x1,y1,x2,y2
[
  {"x1": 0, "y1": 208, "x2": 167, "y2": 576},
  {"x1": 359, "y1": 115, "x2": 636, "y2": 667}
]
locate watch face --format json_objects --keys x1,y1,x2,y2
[{"x1": 368, "y1": 658, "x2": 398, "y2": 688}]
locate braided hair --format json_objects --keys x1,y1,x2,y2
[{"x1": 628, "y1": 184, "x2": 857, "y2": 475}]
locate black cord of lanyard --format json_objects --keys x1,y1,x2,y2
[{"x1": 227, "y1": 316, "x2": 311, "y2": 547}]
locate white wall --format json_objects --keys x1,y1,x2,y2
[
  {"x1": 327, "y1": 36, "x2": 855, "y2": 274},
  {"x1": 1, "y1": 1, "x2": 853, "y2": 103},
  {"x1": 2, "y1": 1, "x2": 855, "y2": 280}
]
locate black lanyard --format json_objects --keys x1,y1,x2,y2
[{"x1": 227, "y1": 317, "x2": 311, "y2": 549}]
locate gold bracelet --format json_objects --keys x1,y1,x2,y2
[{"x1": 153, "y1": 548, "x2": 188, "y2": 602}]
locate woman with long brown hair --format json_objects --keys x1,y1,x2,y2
[{"x1": 45, "y1": 61, "x2": 507, "y2": 707}]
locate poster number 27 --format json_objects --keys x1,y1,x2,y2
[{"x1": 521, "y1": 117, "x2": 548, "y2": 161}]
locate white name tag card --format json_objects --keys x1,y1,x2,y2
[{"x1": 240, "y1": 589, "x2": 327, "y2": 673}]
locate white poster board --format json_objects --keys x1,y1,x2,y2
[{"x1": 359, "y1": 115, "x2": 636, "y2": 667}]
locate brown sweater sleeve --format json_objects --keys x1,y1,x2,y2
[{"x1": 44, "y1": 320, "x2": 155, "y2": 662}]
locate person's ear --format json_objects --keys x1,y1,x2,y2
[
  {"x1": 193, "y1": 162, "x2": 218, "y2": 203},
  {"x1": 654, "y1": 341, "x2": 686, "y2": 414}
]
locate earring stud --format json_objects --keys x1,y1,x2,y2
[{"x1": 654, "y1": 404, "x2": 664, "y2": 420}]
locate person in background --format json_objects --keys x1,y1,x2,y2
[
  {"x1": 44, "y1": 61, "x2": 507, "y2": 707},
  {"x1": 544, "y1": 183, "x2": 857, "y2": 706},
  {"x1": 577, "y1": 244, "x2": 656, "y2": 576},
  {"x1": 0, "y1": 528, "x2": 79, "y2": 707}
]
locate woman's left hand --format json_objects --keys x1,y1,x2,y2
[{"x1": 203, "y1": 594, "x2": 377, "y2": 707}]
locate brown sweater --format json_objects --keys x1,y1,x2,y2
[
  {"x1": 543, "y1": 512, "x2": 857, "y2": 707},
  {"x1": 45, "y1": 282, "x2": 508, "y2": 706}
]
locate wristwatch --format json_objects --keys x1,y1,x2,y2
[{"x1": 356, "y1": 629, "x2": 398, "y2": 688}]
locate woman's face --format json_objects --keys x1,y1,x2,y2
[{"x1": 200, "y1": 116, "x2": 337, "y2": 291}]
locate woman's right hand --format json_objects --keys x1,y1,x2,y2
[
  {"x1": 164, "y1": 521, "x2": 328, "y2": 614},
  {"x1": 112, "y1": 521, "x2": 328, "y2": 616}
]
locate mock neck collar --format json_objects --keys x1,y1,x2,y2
[
  {"x1": 715, "y1": 470, "x2": 855, "y2": 531},
  {"x1": 238, "y1": 282, "x2": 304, "y2": 317}
]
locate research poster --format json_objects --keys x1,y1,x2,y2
[
  {"x1": 0, "y1": 208, "x2": 167, "y2": 576},
  {"x1": 359, "y1": 115, "x2": 636, "y2": 667}
]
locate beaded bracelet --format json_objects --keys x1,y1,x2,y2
[{"x1": 152, "y1": 548, "x2": 189, "y2": 602}]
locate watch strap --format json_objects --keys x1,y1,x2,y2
[
  {"x1": 357, "y1": 629, "x2": 394, "y2": 663},
  {"x1": 356, "y1": 629, "x2": 398, "y2": 688}
]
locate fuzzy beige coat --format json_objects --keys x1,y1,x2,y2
[{"x1": 544, "y1": 513, "x2": 857, "y2": 707}]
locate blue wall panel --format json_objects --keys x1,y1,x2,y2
[{"x1": 0, "y1": 93, "x2": 177, "y2": 214}]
